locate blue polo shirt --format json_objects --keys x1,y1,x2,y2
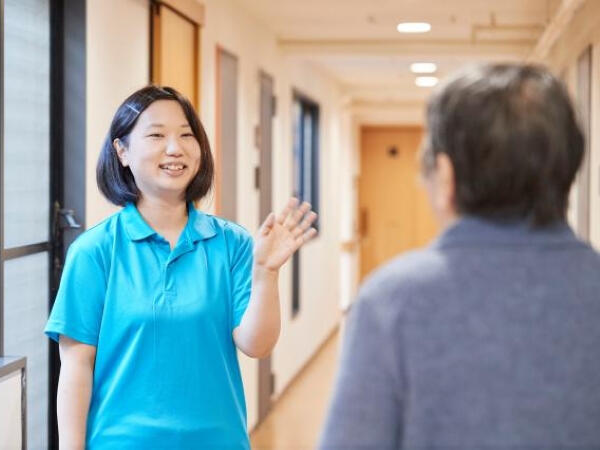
[{"x1": 45, "y1": 203, "x2": 253, "y2": 449}]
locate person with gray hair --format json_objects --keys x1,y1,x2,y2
[{"x1": 319, "y1": 63, "x2": 600, "y2": 449}]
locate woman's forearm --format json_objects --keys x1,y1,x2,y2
[
  {"x1": 57, "y1": 337, "x2": 95, "y2": 450},
  {"x1": 233, "y1": 265, "x2": 281, "y2": 358},
  {"x1": 57, "y1": 360, "x2": 93, "y2": 449}
]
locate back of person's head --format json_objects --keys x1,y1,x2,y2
[{"x1": 421, "y1": 63, "x2": 584, "y2": 227}]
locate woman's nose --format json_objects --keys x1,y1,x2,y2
[{"x1": 165, "y1": 137, "x2": 183, "y2": 155}]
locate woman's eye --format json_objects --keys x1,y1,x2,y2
[
  {"x1": 147, "y1": 133, "x2": 163, "y2": 138},
  {"x1": 181, "y1": 133, "x2": 194, "y2": 138}
]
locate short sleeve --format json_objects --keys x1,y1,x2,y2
[
  {"x1": 44, "y1": 242, "x2": 107, "y2": 346},
  {"x1": 229, "y1": 226, "x2": 254, "y2": 329}
]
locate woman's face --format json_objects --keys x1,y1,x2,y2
[{"x1": 114, "y1": 99, "x2": 201, "y2": 202}]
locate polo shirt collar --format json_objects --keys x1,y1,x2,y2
[
  {"x1": 186, "y1": 203, "x2": 217, "y2": 242},
  {"x1": 122, "y1": 202, "x2": 217, "y2": 242},
  {"x1": 122, "y1": 203, "x2": 156, "y2": 241}
]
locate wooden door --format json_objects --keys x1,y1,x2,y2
[
  {"x1": 358, "y1": 126, "x2": 438, "y2": 280},
  {"x1": 151, "y1": 1, "x2": 202, "y2": 108}
]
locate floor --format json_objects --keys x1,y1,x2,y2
[{"x1": 250, "y1": 329, "x2": 342, "y2": 450}]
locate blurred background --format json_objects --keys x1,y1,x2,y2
[{"x1": 0, "y1": 0, "x2": 598, "y2": 448}]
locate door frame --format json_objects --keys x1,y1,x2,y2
[
  {"x1": 257, "y1": 70, "x2": 275, "y2": 423},
  {"x1": 0, "y1": 1, "x2": 86, "y2": 448},
  {"x1": 576, "y1": 46, "x2": 592, "y2": 240},
  {"x1": 215, "y1": 46, "x2": 238, "y2": 219},
  {"x1": 47, "y1": 1, "x2": 87, "y2": 448}
]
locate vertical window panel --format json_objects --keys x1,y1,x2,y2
[
  {"x1": 291, "y1": 93, "x2": 320, "y2": 318},
  {"x1": 3, "y1": 0, "x2": 50, "y2": 248}
]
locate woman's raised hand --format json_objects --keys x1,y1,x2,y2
[{"x1": 253, "y1": 198, "x2": 318, "y2": 272}]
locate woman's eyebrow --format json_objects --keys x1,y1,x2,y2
[{"x1": 144, "y1": 123, "x2": 190, "y2": 129}]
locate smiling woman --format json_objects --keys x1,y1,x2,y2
[
  {"x1": 96, "y1": 86, "x2": 213, "y2": 209},
  {"x1": 44, "y1": 85, "x2": 317, "y2": 449}
]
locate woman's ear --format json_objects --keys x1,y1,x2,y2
[{"x1": 113, "y1": 138, "x2": 129, "y2": 167}]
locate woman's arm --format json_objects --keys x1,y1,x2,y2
[
  {"x1": 233, "y1": 266, "x2": 281, "y2": 358},
  {"x1": 234, "y1": 198, "x2": 317, "y2": 358},
  {"x1": 57, "y1": 335, "x2": 96, "y2": 450}
]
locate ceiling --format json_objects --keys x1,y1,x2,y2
[{"x1": 234, "y1": 0, "x2": 562, "y2": 106}]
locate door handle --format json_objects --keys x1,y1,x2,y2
[
  {"x1": 52, "y1": 201, "x2": 81, "y2": 241},
  {"x1": 359, "y1": 207, "x2": 368, "y2": 238}
]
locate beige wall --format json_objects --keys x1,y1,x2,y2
[
  {"x1": 85, "y1": 0, "x2": 345, "y2": 432},
  {"x1": 201, "y1": 0, "x2": 344, "y2": 429},
  {"x1": 86, "y1": 0, "x2": 149, "y2": 226}
]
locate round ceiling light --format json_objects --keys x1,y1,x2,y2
[
  {"x1": 410, "y1": 62, "x2": 437, "y2": 74},
  {"x1": 396, "y1": 22, "x2": 431, "y2": 33},
  {"x1": 415, "y1": 76, "x2": 439, "y2": 87}
]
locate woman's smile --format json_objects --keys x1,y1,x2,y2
[{"x1": 159, "y1": 162, "x2": 188, "y2": 176}]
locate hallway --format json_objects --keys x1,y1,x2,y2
[{"x1": 251, "y1": 329, "x2": 341, "y2": 449}]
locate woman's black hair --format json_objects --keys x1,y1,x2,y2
[{"x1": 96, "y1": 85, "x2": 214, "y2": 205}]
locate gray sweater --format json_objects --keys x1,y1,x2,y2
[{"x1": 320, "y1": 217, "x2": 600, "y2": 449}]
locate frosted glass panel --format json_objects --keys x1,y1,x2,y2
[
  {"x1": 3, "y1": 0, "x2": 50, "y2": 248},
  {"x1": 4, "y1": 252, "x2": 49, "y2": 450}
]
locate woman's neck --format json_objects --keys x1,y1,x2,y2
[{"x1": 136, "y1": 196, "x2": 188, "y2": 236}]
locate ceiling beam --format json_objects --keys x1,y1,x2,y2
[
  {"x1": 279, "y1": 39, "x2": 533, "y2": 59},
  {"x1": 529, "y1": 0, "x2": 587, "y2": 62}
]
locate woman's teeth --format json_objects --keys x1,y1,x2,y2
[{"x1": 160, "y1": 164, "x2": 185, "y2": 170}]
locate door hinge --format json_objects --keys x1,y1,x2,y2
[
  {"x1": 271, "y1": 95, "x2": 277, "y2": 117},
  {"x1": 254, "y1": 166, "x2": 260, "y2": 190},
  {"x1": 270, "y1": 372, "x2": 276, "y2": 395},
  {"x1": 254, "y1": 124, "x2": 261, "y2": 149}
]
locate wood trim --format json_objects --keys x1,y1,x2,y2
[
  {"x1": 576, "y1": 46, "x2": 592, "y2": 240},
  {"x1": 155, "y1": 0, "x2": 204, "y2": 26},
  {"x1": 214, "y1": 46, "x2": 222, "y2": 215},
  {"x1": 193, "y1": 21, "x2": 199, "y2": 111},
  {"x1": 196, "y1": 23, "x2": 201, "y2": 114},
  {"x1": 151, "y1": 3, "x2": 161, "y2": 85}
]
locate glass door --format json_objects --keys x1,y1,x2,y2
[{"x1": 1, "y1": 0, "x2": 51, "y2": 448}]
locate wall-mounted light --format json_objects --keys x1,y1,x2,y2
[
  {"x1": 415, "y1": 76, "x2": 439, "y2": 87},
  {"x1": 410, "y1": 62, "x2": 437, "y2": 74},
  {"x1": 397, "y1": 22, "x2": 431, "y2": 33}
]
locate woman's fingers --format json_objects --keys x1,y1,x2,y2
[
  {"x1": 260, "y1": 212, "x2": 276, "y2": 236},
  {"x1": 292, "y1": 211, "x2": 317, "y2": 238},
  {"x1": 285, "y1": 201, "x2": 311, "y2": 230},
  {"x1": 276, "y1": 197, "x2": 299, "y2": 225},
  {"x1": 294, "y1": 227, "x2": 318, "y2": 248}
]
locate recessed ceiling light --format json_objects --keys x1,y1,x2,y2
[
  {"x1": 397, "y1": 22, "x2": 431, "y2": 33},
  {"x1": 410, "y1": 62, "x2": 437, "y2": 74},
  {"x1": 415, "y1": 76, "x2": 439, "y2": 87}
]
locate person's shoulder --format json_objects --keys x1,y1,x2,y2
[
  {"x1": 362, "y1": 247, "x2": 446, "y2": 295},
  {"x1": 202, "y1": 213, "x2": 253, "y2": 241},
  {"x1": 66, "y1": 210, "x2": 120, "y2": 260},
  {"x1": 357, "y1": 247, "x2": 447, "y2": 317}
]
